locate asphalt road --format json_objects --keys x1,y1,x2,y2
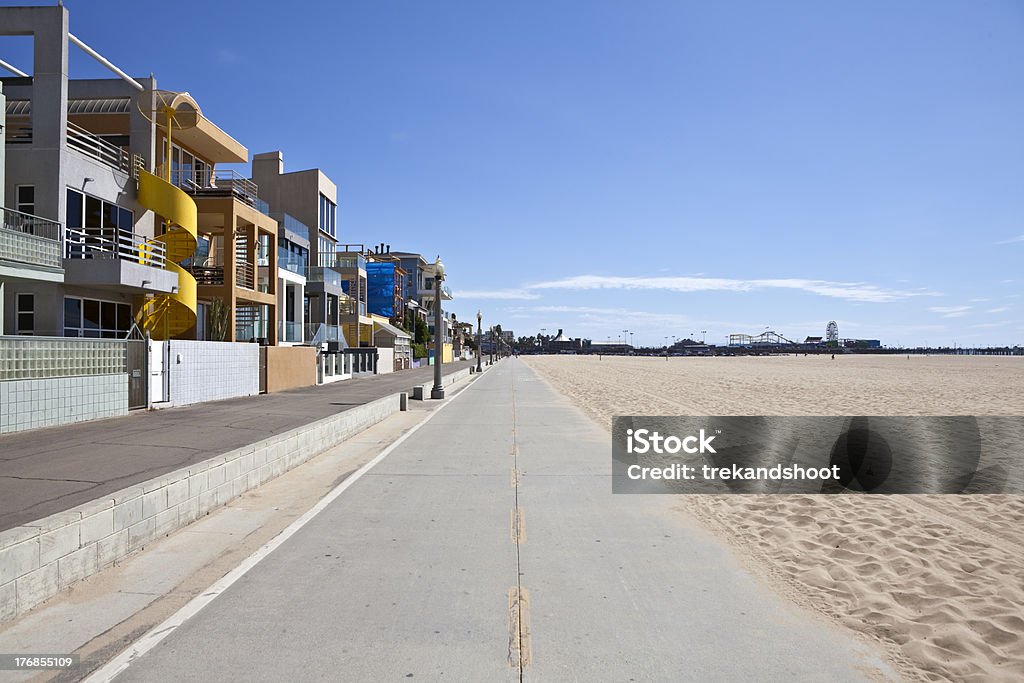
[
  {"x1": 0, "y1": 361, "x2": 470, "y2": 531},
  {"x1": 107, "y1": 360, "x2": 893, "y2": 681}
]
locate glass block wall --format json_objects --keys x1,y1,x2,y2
[{"x1": 0, "y1": 337, "x2": 128, "y2": 381}]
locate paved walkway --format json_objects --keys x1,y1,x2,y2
[
  {"x1": 108, "y1": 359, "x2": 893, "y2": 681},
  {"x1": 0, "y1": 361, "x2": 470, "y2": 531}
]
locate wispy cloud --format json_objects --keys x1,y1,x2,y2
[
  {"x1": 995, "y1": 235, "x2": 1024, "y2": 245},
  {"x1": 508, "y1": 305, "x2": 768, "y2": 332},
  {"x1": 527, "y1": 275, "x2": 936, "y2": 303},
  {"x1": 928, "y1": 305, "x2": 972, "y2": 318},
  {"x1": 986, "y1": 306, "x2": 1010, "y2": 314},
  {"x1": 455, "y1": 289, "x2": 541, "y2": 300}
]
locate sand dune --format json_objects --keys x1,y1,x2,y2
[{"x1": 524, "y1": 354, "x2": 1024, "y2": 682}]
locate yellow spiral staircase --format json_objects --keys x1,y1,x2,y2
[{"x1": 136, "y1": 169, "x2": 199, "y2": 339}]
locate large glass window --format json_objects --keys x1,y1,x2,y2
[
  {"x1": 66, "y1": 188, "x2": 134, "y2": 257},
  {"x1": 63, "y1": 296, "x2": 131, "y2": 338},
  {"x1": 318, "y1": 193, "x2": 336, "y2": 238}
]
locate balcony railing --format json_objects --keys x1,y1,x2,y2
[
  {"x1": 236, "y1": 260, "x2": 255, "y2": 289},
  {"x1": 278, "y1": 213, "x2": 310, "y2": 242},
  {"x1": 305, "y1": 266, "x2": 342, "y2": 289},
  {"x1": 189, "y1": 265, "x2": 225, "y2": 286},
  {"x1": 66, "y1": 121, "x2": 131, "y2": 174},
  {"x1": 278, "y1": 250, "x2": 308, "y2": 275},
  {"x1": 163, "y1": 167, "x2": 260, "y2": 209},
  {"x1": 333, "y1": 253, "x2": 366, "y2": 270},
  {"x1": 65, "y1": 227, "x2": 166, "y2": 268},
  {"x1": 279, "y1": 320, "x2": 303, "y2": 343},
  {"x1": 418, "y1": 283, "x2": 454, "y2": 299},
  {"x1": 0, "y1": 207, "x2": 63, "y2": 269},
  {"x1": 304, "y1": 322, "x2": 342, "y2": 345}
]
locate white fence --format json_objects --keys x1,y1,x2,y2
[{"x1": 150, "y1": 340, "x2": 259, "y2": 408}]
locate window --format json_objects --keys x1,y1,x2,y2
[
  {"x1": 66, "y1": 188, "x2": 134, "y2": 257},
  {"x1": 16, "y1": 294, "x2": 34, "y2": 335},
  {"x1": 318, "y1": 236, "x2": 335, "y2": 266},
  {"x1": 164, "y1": 141, "x2": 211, "y2": 190},
  {"x1": 63, "y1": 296, "x2": 132, "y2": 338},
  {"x1": 319, "y1": 193, "x2": 336, "y2": 238},
  {"x1": 16, "y1": 186, "x2": 35, "y2": 215}
]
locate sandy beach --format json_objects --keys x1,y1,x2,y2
[{"x1": 524, "y1": 354, "x2": 1024, "y2": 682}]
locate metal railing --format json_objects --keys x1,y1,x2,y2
[
  {"x1": 4, "y1": 123, "x2": 34, "y2": 144},
  {"x1": 189, "y1": 265, "x2": 225, "y2": 286},
  {"x1": 65, "y1": 227, "x2": 166, "y2": 268},
  {"x1": 2, "y1": 207, "x2": 62, "y2": 242},
  {"x1": 66, "y1": 121, "x2": 131, "y2": 173},
  {"x1": 0, "y1": 207, "x2": 63, "y2": 270},
  {"x1": 236, "y1": 260, "x2": 255, "y2": 289},
  {"x1": 333, "y1": 253, "x2": 366, "y2": 270},
  {"x1": 162, "y1": 167, "x2": 260, "y2": 208}
]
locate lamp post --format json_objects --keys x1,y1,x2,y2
[
  {"x1": 489, "y1": 326, "x2": 494, "y2": 364},
  {"x1": 476, "y1": 310, "x2": 482, "y2": 372},
  {"x1": 430, "y1": 256, "x2": 446, "y2": 399}
]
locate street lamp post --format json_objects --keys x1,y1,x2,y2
[
  {"x1": 476, "y1": 310, "x2": 482, "y2": 372},
  {"x1": 430, "y1": 257, "x2": 446, "y2": 399},
  {"x1": 489, "y1": 326, "x2": 494, "y2": 365}
]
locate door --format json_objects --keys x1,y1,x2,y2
[
  {"x1": 126, "y1": 339, "x2": 147, "y2": 409},
  {"x1": 259, "y1": 346, "x2": 268, "y2": 394}
]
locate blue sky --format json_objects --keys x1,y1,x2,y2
[{"x1": 3, "y1": 0, "x2": 1022, "y2": 347}]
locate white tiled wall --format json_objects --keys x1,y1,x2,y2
[
  {"x1": 165, "y1": 340, "x2": 259, "y2": 407},
  {"x1": 0, "y1": 374, "x2": 128, "y2": 433}
]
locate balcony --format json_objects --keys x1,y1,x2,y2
[
  {"x1": 164, "y1": 167, "x2": 260, "y2": 209},
  {"x1": 0, "y1": 207, "x2": 63, "y2": 271},
  {"x1": 304, "y1": 322, "x2": 343, "y2": 345},
  {"x1": 66, "y1": 122, "x2": 133, "y2": 174},
  {"x1": 277, "y1": 249, "x2": 308, "y2": 276},
  {"x1": 278, "y1": 213, "x2": 309, "y2": 243},
  {"x1": 188, "y1": 259, "x2": 255, "y2": 289},
  {"x1": 65, "y1": 227, "x2": 166, "y2": 267},
  {"x1": 418, "y1": 283, "x2": 454, "y2": 300},
  {"x1": 63, "y1": 227, "x2": 177, "y2": 292},
  {"x1": 305, "y1": 266, "x2": 343, "y2": 289},
  {"x1": 333, "y1": 253, "x2": 366, "y2": 271},
  {"x1": 279, "y1": 320, "x2": 304, "y2": 344}
]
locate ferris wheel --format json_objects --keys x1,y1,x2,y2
[{"x1": 826, "y1": 321, "x2": 839, "y2": 345}]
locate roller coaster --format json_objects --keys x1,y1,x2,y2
[{"x1": 727, "y1": 331, "x2": 798, "y2": 347}]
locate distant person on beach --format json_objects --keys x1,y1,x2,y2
[{"x1": 831, "y1": 354, "x2": 835, "y2": 360}]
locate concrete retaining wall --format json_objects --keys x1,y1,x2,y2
[
  {"x1": 0, "y1": 391, "x2": 404, "y2": 624},
  {"x1": 411, "y1": 366, "x2": 472, "y2": 399}
]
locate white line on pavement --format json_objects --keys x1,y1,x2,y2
[{"x1": 82, "y1": 375, "x2": 482, "y2": 683}]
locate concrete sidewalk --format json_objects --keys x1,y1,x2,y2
[
  {"x1": 0, "y1": 361, "x2": 470, "y2": 532},
  {"x1": 106, "y1": 359, "x2": 895, "y2": 681}
]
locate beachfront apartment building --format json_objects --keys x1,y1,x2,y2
[
  {"x1": 333, "y1": 243, "x2": 374, "y2": 348},
  {"x1": 252, "y1": 151, "x2": 349, "y2": 347},
  {"x1": 390, "y1": 250, "x2": 454, "y2": 352},
  {"x1": 0, "y1": 5, "x2": 277, "y2": 345},
  {"x1": 365, "y1": 245, "x2": 408, "y2": 329},
  {"x1": 274, "y1": 212, "x2": 309, "y2": 346}
]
